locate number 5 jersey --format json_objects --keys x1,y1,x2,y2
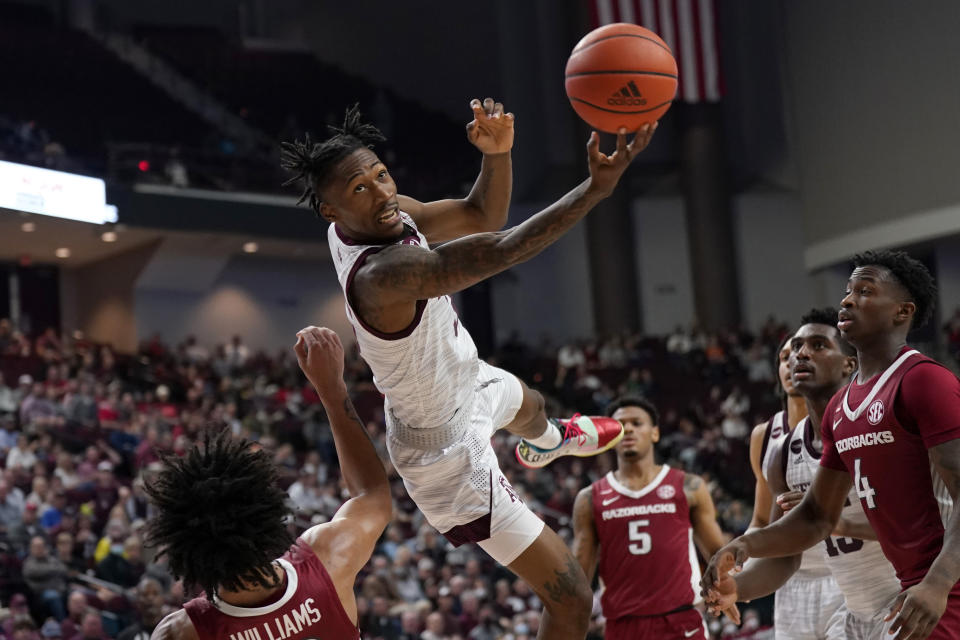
[{"x1": 590, "y1": 466, "x2": 700, "y2": 620}]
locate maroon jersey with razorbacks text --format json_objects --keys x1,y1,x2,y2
[
  {"x1": 183, "y1": 540, "x2": 359, "y2": 640},
  {"x1": 821, "y1": 348, "x2": 960, "y2": 589},
  {"x1": 592, "y1": 466, "x2": 701, "y2": 620}
]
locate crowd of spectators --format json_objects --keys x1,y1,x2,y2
[
  {"x1": 4, "y1": 312, "x2": 906, "y2": 640},
  {"x1": 0, "y1": 115, "x2": 73, "y2": 173}
]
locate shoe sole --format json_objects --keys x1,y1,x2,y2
[{"x1": 515, "y1": 427, "x2": 625, "y2": 470}]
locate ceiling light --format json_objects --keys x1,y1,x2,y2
[
  {"x1": 243, "y1": 242, "x2": 258, "y2": 253},
  {"x1": 21, "y1": 222, "x2": 36, "y2": 232},
  {"x1": 101, "y1": 231, "x2": 117, "y2": 242},
  {"x1": 55, "y1": 248, "x2": 71, "y2": 259}
]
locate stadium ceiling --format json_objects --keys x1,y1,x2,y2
[{"x1": 0, "y1": 209, "x2": 331, "y2": 267}]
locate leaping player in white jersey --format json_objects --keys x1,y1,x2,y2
[
  {"x1": 281, "y1": 99, "x2": 656, "y2": 640},
  {"x1": 704, "y1": 308, "x2": 900, "y2": 639}
]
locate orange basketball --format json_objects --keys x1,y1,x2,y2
[{"x1": 565, "y1": 23, "x2": 678, "y2": 133}]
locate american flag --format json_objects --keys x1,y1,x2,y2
[{"x1": 588, "y1": 0, "x2": 723, "y2": 103}]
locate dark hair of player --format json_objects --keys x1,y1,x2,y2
[
  {"x1": 852, "y1": 249, "x2": 937, "y2": 329},
  {"x1": 144, "y1": 429, "x2": 294, "y2": 601},
  {"x1": 605, "y1": 395, "x2": 660, "y2": 426},
  {"x1": 798, "y1": 307, "x2": 856, "y2": 357},
  {"x1": 280, "y1": 104, "x2": 386, "y2": 216}
]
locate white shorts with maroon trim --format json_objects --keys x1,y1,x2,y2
[
  {"x1": 774, "y1": 572, "x2": 846, "y2": 639},
  {"x1": 386, "y1": 361, "x2": 544, "y2": 565}
]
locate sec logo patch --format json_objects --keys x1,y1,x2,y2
[
  {"x1": 867, "y1": 400, "x2": 884, "y2": 425},
  {"x1": 657, "y1": 485, "x2": 676, "y2": 500}
]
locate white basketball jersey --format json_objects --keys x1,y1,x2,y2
[
  {"x1": 782, "y1": 418, "x2": 831, "y2": 577},
  {"x1": 785, "y1": 418, "x2": 900, "y2": 616},
  {"x1": 760, "y1": 410, "x2": 789, "y2": 485},
  {"x1": 328, "y1": 215, "x2": 479, "y2": 431}
]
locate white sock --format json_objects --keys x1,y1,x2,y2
[{"x1": 526, "y1": 419, "x2": 562, "y2": 449}]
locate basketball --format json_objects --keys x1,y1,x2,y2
[{"x1": 564, "y1": 23, "x2": 678, "y2": 133}]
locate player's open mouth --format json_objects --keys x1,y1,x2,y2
[{"x1": 377, "y1": 206, "x2": 399, "y2": 224}]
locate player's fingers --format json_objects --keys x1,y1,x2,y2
[
  {"x1": 890, "y1": 601, "x2": 917, "y2": 636},
  {"x1": 725, "y1": 605, "x2": 741, "y2": 625},
  {"x1": 493, "y1": 102, "x2": 504, "y2": 118},
  {"x1": 587, "y1": 131, "x2": 600, "y2": 158},
  {"x1": 294, "y1": 334, "x2": 307, "y2": 361},
  {"x1": 885, "y1": 593, "x2": 906, "y2": 622},
  {"x1": 615, "y1": 127, "x2": 628, "y2": 156},
  {"x1": 469, "y1": 98, "x2": 483, "y2": 114},
  {"x1": 483, "y1": 97, "x2": 495, "y2": 115}
]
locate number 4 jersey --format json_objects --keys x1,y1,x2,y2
[
  {"x1": 783, "y1": 417, "x2": 900, "y2": 619},
  {"x1": 591, "y1": 466, "x2": 700, "y2": 620},
  {"x1": 821, "y1": 347, "x2": 959, "y2": 589}
]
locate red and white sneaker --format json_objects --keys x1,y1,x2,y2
[{"x1": 515, "y1": 414, "x2": 624, "y2": 469}]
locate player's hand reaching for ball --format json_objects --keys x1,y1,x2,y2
[
  {"x1": 294, "y1": 326, "x2": 347, "y2": 401},
  {"x1": 586, "y1": 123, "x2": 657, "y2": 198},
  {"x1": 466, "y1": 97, "x2": 514, "y2": 155}
]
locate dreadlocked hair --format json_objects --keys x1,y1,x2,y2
[
  {"x1": 799, "y1": 307, "x2": 856, "y2": 356},
  {"x1": 852, "y1": 250, "x2": 937, "y2": 329},
  {"x1": 144, "y1": 429, "x2": 294, "y2": 601},
  {"x1": 280, "y1": 104, "x2": 386, "y2": 215}
]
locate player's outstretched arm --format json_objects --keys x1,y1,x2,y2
[
  {"x1": 571, "y1": 487, "x2": 599, "y2": 584},
  {"x1": 293, "y1": 327, "x2": 391, "y2": 618},
  {"x1": 401, "y1": 98, "x2": 513, "y2": 244},
  {"x1": 359, "y1": 124, "x2": 658, "y2": 305},
  {"x1": 747, "y1": 422, "x2": 774, "y2": 530},
  {"x1": 701, "y1": 443, "x2": 850, "y2": 594},
  {"x1": 704, "y1": 447, "x2": 800, "y2": 615},
  {"x1": 886, "y1": 437, "x2": 960, "y2": 639}
]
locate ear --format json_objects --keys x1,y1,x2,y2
[
  {"x1": 842, "y1": 356, "x2": 857, "y2": 377},
  {"x1": 896, "y1": 301, "x2": 916, "y2": 327},
  {"x1": 318, "y1": 201, "x2": 337, "y2": 223},
  {"x1": 651, "y1": 426, "x2": 660, "y2": 444}
]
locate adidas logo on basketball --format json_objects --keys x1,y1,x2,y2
[{"x1": 608, "y1": 81, "x2": 647, "y2": 106}]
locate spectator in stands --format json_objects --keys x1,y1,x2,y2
[
  {"x1": 9, "y1": 503, "x2": 46, "y2": 556},
  {"x1": 40, "y1": 490, "x2": 70, "y2": 533},
  {"x1": 66, "y1": 611, "x2": 109, "y2": 640},
  {"x1": 40, "y1": 618, "x2": 63, "y2": 640},
  {"x1": 115, "y1": 577, "x2": 164, "y2": 640},
  {"x1": 164, "y1": 148, "x2": 189, "y2": 189},
  {"x1": 22, "y1": 536, "x2": 68, "y2": 620},
  {"x1": 223, "y1": 335, "x2": 249, "y2": 369},
  {"x1": 93, "y1": 520, "x2": 128, "y2": 566},
  {"x1": 59, "y1": 592, "x2": 89, "y2": 640},
  {"x1": 54, "y1": 531, "x2": 85, "y2": 574},
  {"x1": 95, "y1": 536, "x2": 144, "y2": 588},
  {"x1": 9, "y1": 617, "x2": 40, "y2": 640},
  {"x1": 7, "y1": 434, "x2": 39, "y2": 471},
  {"x1": 0, "y1": 371, "x2": 18, "y2": 418},
  {"x1": 54, "y1": 454, "x2": 80, "y2": 491},
  {"x1": 63, "y1": 383, "x2": 98, "y2": 429},
  {"x1": 0, "y1": 477, "x2": 25, "y2": 531}
]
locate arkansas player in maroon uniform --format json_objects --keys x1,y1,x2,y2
[
  {"x1": 703, "y1": 250, "x2": 960, "y2": 640},
  {"x1": 148, "y1": 327, "x2": 391, "y2": 640},
  {"x1": 572, "y1": 396, "x2": 730, "y2": 639}
]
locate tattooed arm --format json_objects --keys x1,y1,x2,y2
[
  {"x1": 353, "y1": 124, "x2": 658, "y2": 333},
  {"x1": 685, "y1": 473, "x2": 726, "y2": 560},
  {"x1": 294, "y1": 327, "x2": 391, "y2": 622}
]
